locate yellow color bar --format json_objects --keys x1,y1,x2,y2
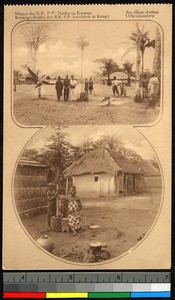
[{"x1": 46, "y1": 292, "x2": 88, "y2": 298}]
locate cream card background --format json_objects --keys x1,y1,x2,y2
[{"x1": 3, "y1": 4, "x2": 172, "y2": 269}]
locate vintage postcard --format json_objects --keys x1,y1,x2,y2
[{"x1": 3, "y1": 4, "x2": 172, "y2": 270}]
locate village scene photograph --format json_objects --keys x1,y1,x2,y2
[
  {"x1": 13, "y1": 126, "x2": 162, "y2": 264},
  {"x1": 13, "y1": 20, "x2": 161, "y2": 126}
]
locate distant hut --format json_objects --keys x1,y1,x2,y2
[
  {"x1": 16, "y1": 157, "x2": 48, "y2": 177},
  {"x1": 136, "y1": 160, "x2": 161, "y2": 190},
  {"x1": 102, "y1": 72, "x2": 128, "y2": 85},
  {"x1": 64, "y1": 148, "x2": 145, "y2": 196}
]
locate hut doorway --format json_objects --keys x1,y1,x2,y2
[
  {"x1": 125, "y1": 174, "x2": 134, "y2": 195},
  {"x1": 126, "y1": 177, "x2": 132, "y2": 194},
  {"x1": 133, "y1": 175, "x2": 136, "y2": 193}
]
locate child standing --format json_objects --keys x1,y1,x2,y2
[{"x1": 67, "y1": 186, "x2": 82, "y2": 236}]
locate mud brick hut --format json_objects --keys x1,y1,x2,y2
[
  {"x1": 64, "y1": 148, "x2": 146, "y2": 196},
  {"x1": 14, "y1": 157, "x2": 48, "y2": 218}
]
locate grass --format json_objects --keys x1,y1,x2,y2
[
  {"x1": 20, "y1": 189, "x2": 162, "y2": 264},
  {"x1": 13, "y1": 84, "x2": 160, "y2": 125}
]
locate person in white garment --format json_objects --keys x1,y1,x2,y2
[
  {"x1": 147, "y1": 74, "x2": 159, "y2": 108},
  {"x1": 70, "y1": 75, "x2": 77, "y2": 101},
  {"x1": 112, "y1": 76, "x2": 120, "y2": 97}
]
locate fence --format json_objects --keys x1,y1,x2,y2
[{"x1": 14, "y1": 175, "x2": 48, "y2": 218}]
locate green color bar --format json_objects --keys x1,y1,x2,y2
[{"x1": 88, "y1": 292, "x2": 131, "y2": 298}]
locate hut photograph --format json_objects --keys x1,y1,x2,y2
[
  {"x1": 64, "y1": 148, "x2": 146, "y2": 196},
  {"x1": 13, "y1": 126, "x2": 162, "y2": 263}
]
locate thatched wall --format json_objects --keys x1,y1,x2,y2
[
  {"x1": 144, "y1": 175, "x2": 162, "y2": 190},
  {"x1": 135, "y1": 174, "x2": 146, "y2": 193},
  {"x1": 14, "y1": 174, "x2": 48, "y2": 218}
]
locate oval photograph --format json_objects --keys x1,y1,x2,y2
[{"x1": 13, "y1": 126, "x2": 162, "y2": 264}]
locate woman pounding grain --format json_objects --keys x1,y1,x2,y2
[
  {"x1": 67, "y1": 186, "x2": 82, "y2": 236},
  {"x1": 47, "y1": 182, "x2": 58, "y2": 227}
]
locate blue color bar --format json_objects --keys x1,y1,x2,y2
[{"x1": 131, "y1": 291, "x2": 170, "y2": 298}]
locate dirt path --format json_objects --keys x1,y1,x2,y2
[
  {"x1": 82, "y1": 193, "x2": 159, "y2": 210},
  {"x1": 21, "y1": 192, "x2": 161, "y2": 264},
  {"x1": 13, "y1": 84, "x2": 160, "y2": 125}
]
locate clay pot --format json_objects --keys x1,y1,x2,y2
[
  {"x1": 36, "y1": 235, "x2": 54, "y2": 253},
  {"x1": 89, "y1": 242, "x2": 102, "y2": 253}
]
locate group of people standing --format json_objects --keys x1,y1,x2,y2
[
  {"x1": 84, "y1": 77, "x2": 94, "y2": 94},
  {"x1": 47, "y1": 182, "x2": 82, "y2": 236},
  {"x1": 55, "y1": 75, "x2": 94, "y2": 102},
  {"x1": 55, "y1": 75, "x2": 78, "y2": 102},
  {"x1": 112, "y1": 76, "x2": 127, "y2": 98},
  {"x1": 111, "y1": 73, "x2": 159, "y2": 108}
]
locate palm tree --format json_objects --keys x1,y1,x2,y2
[
  {"x1": 122, "y1": 61, "x2": 133, "y2": 86},
  {"x1": 76, "y1": 35, "x2": 89, "y2": 90},
  {"x1": 153, "y1": 27, "x2": 161, "y2": 82},
  {"x1": 123, "y1": 23, "x2": 155, "y2": 100},
  {"x1": 94, "y1": 58, "x2": 119, "y2": 86},
  {"x1": 153, "y1": 27, "x2": 161, "y2": 101},
  {"x1": 127, "y1": 24, "x2": 155, "y2": 76}
]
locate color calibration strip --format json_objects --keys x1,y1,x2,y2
[
  {"x1": 3, "y1": 290, "x2": 171, "y2": 298},
  {"x1": 3, "y1": 272, "x2": 171, "y2": 298}
]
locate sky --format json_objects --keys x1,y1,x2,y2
[
  {"x1": 13, "y1": 21, "x2": 159, "y2": 77},
  {"x1": 27, "y1": 126, "x2": 156, "y2": 161}
]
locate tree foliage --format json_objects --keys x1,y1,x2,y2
[
  {"x1": 94, "y1": 58, "x2": 119, "y2": 85},
  {"x1": 13, "y1": 69, "x2": 22, "y2": 83},
  {"x1": 23, "y1": 131, "x2": 145, "y2": 192},
  {"x1": 153, "y1": 27, "x2": 161, "y2": 82},
  {"x1": 13, "y1": 69, "x2": 23, "y2": 92},
  {"x1": 38, "y1": 130, "x2": 74, "y2": 192},
  {"x1": 122, "y1": 61, "x2": 133, "y2": 85},
  {"x1": 75, "y1": 134, "x2": 143, "y2": 163},
  {"x1": 41, "y1": 132, "x2": 73, "y2": 172},
  {"x1": 123, "y1": 24, "x2": 155, "y2": 76},
  {"x1": 76, "y1": 35, "x2": 89, "y2": 52},
  {"x1": 123, "y1": 23, "x2": 155, "y2": 101},
  {"x1": 22, "y1": 148, "x2": 41, "y2": 162},
  {"x1": 76, "y1": 35, "x2": 89, "y2": 86},
  {"x1": 19, "y1": 23, "x2": 52, "y2": 71}
]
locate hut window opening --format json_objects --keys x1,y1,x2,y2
[{"x1": 94, "y1": 175, "x2": 99, "y2": 182}]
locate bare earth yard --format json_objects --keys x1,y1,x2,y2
[
  {"x1": 13, "y1": 84, "x2": 160, "y2": 125},
  {"x1": 21, "y1": 189, "x2": 161, "y2": 264}
]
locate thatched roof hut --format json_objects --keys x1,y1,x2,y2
[
  {"x1": 18, "y1": 156, "x2": 47, "y2": 169},
  {"x1": 110, "y1": 72, "x2": 128, "y2": 80},
  {"x1": 64, "y1": 148, "x2": 145, "y2": 196},
  {"x1": 64, "y1": 148, "x2": 142, "y2": 177},
  {"x1": 102, "y1": 72, "x2": 129, "y2": 85},
  {"x1": 136, "y1": 160, "x2": 160, "y2": 176}
]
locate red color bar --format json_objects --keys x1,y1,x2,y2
[{"x1": 3, "y1": 292, "x2": 46, "y2": 298}]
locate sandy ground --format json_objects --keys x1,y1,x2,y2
[
  {"x1": 21, "y1": 189, "x2": 161, "y2": 264},
  {"x1": 13, "y1": 84, "x2": 160, "y2": 125}
]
